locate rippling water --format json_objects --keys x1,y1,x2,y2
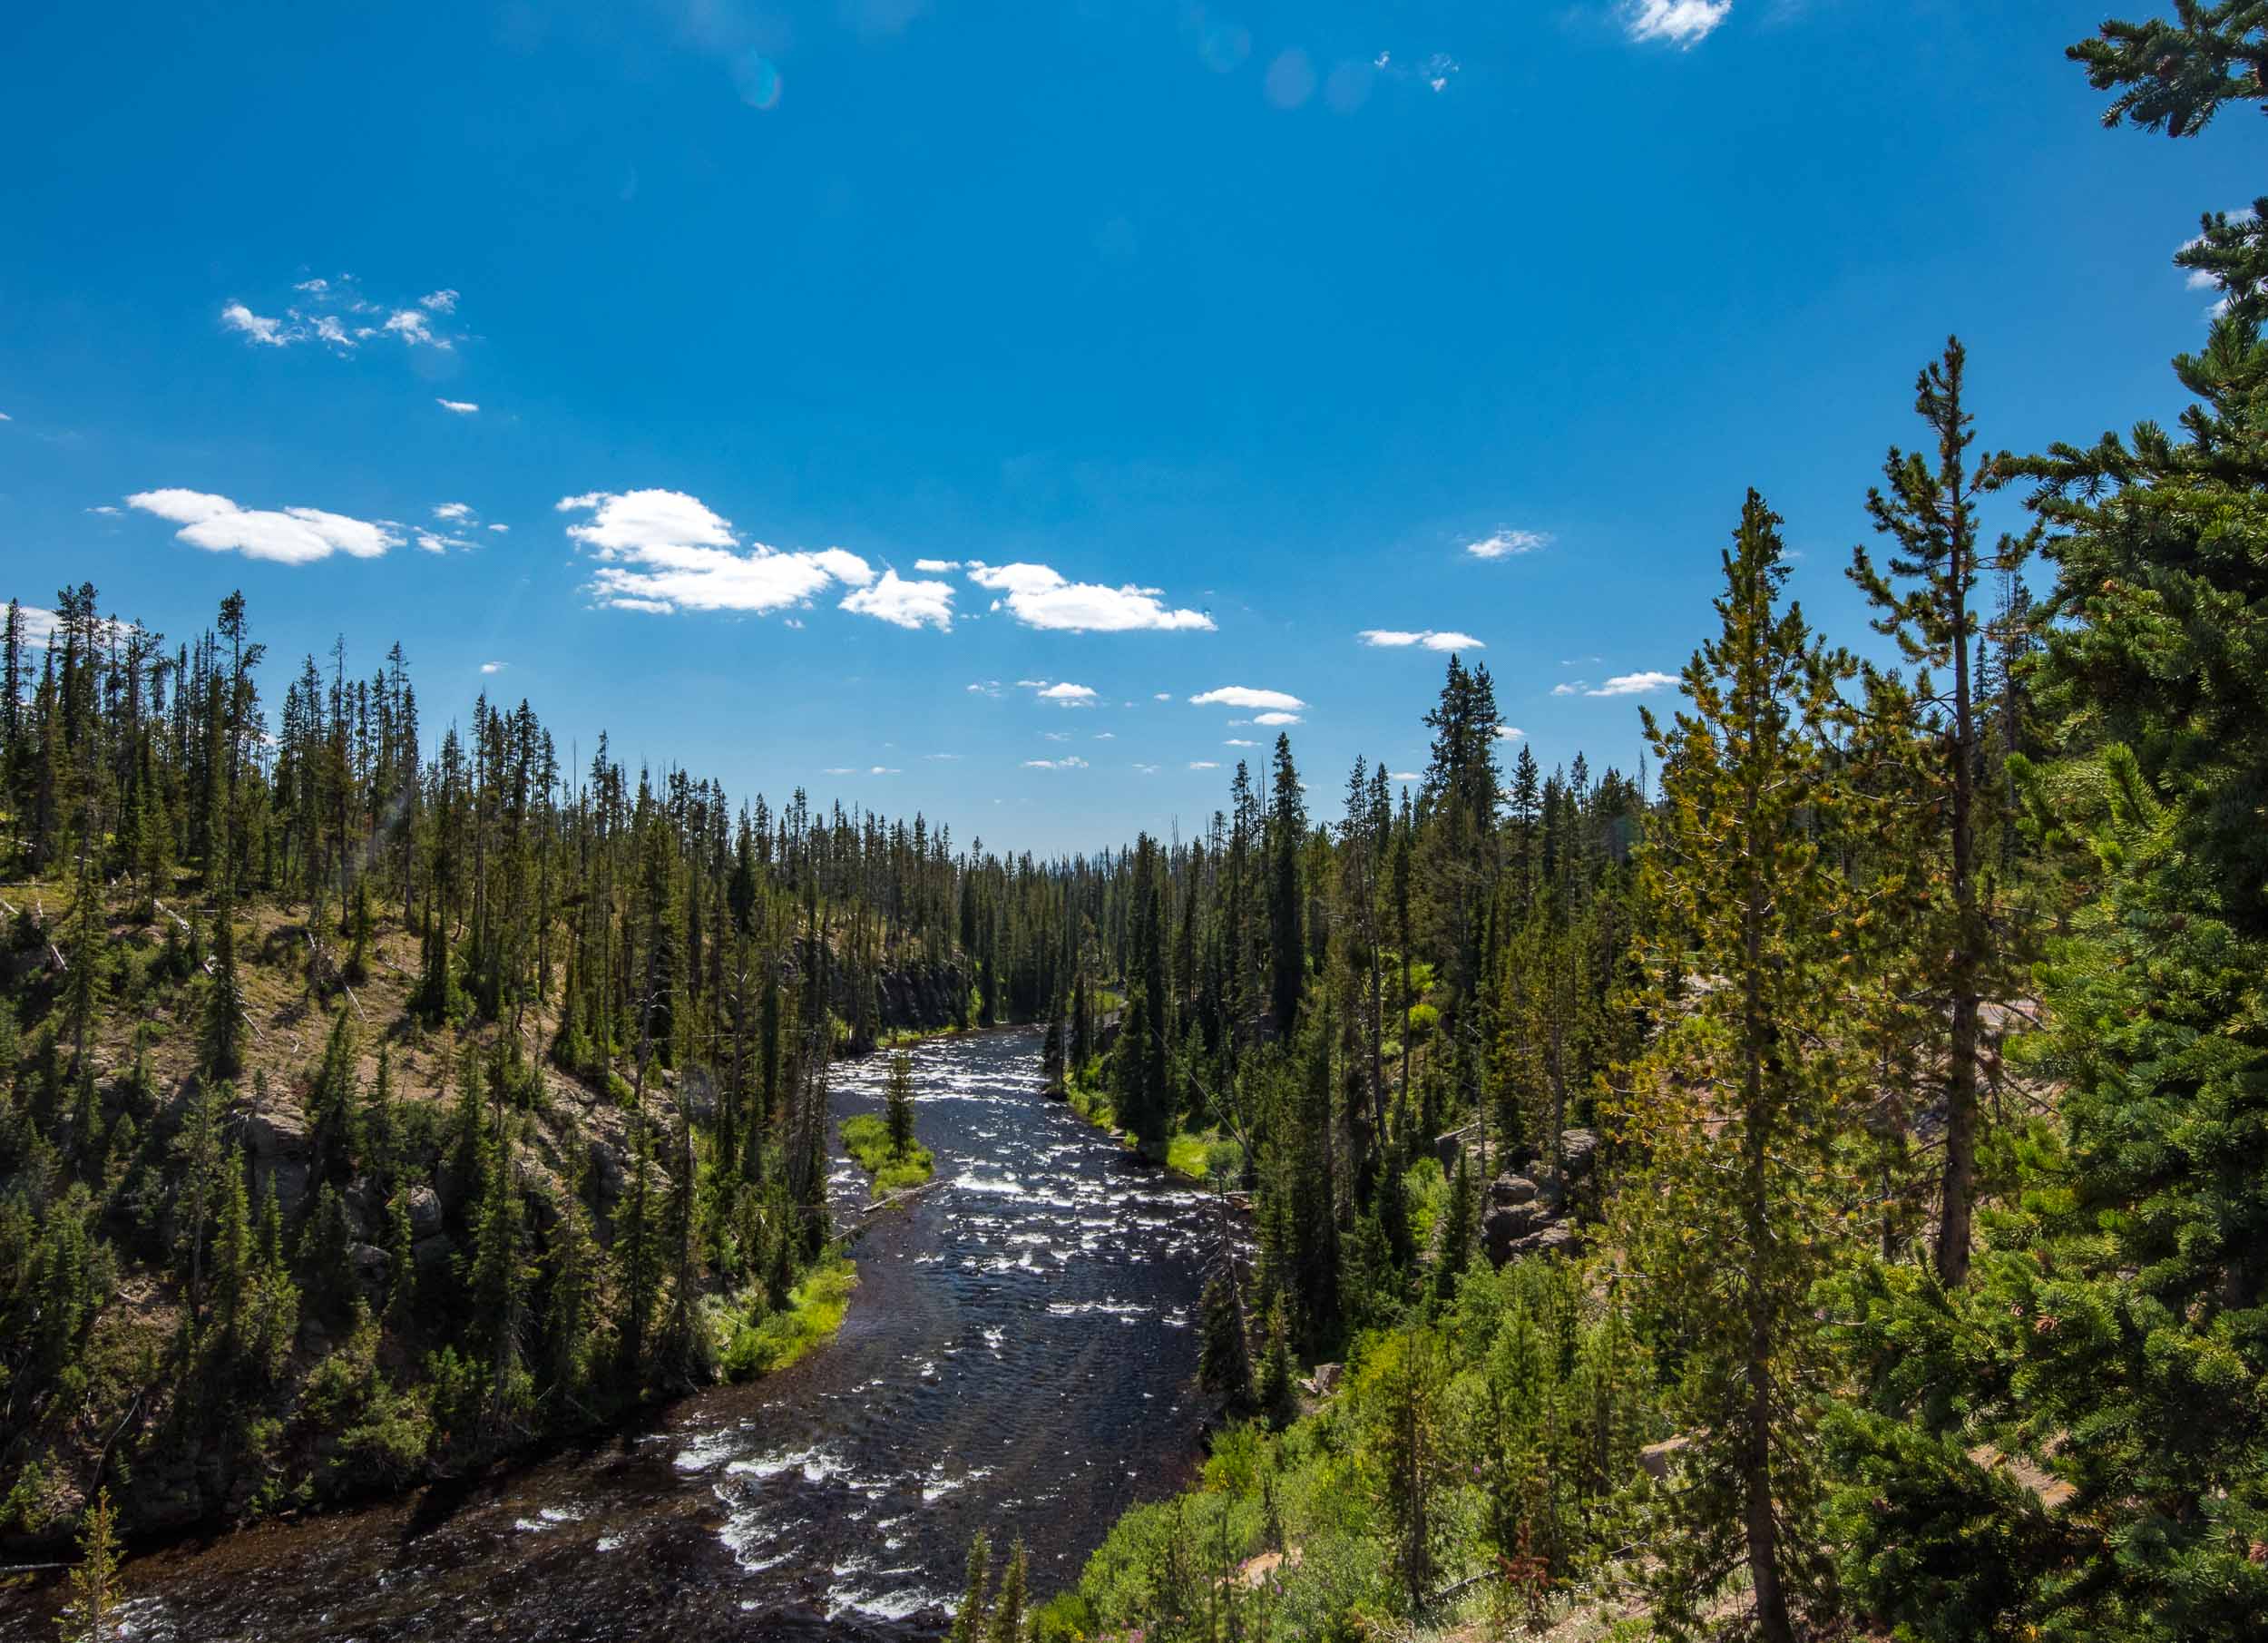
[{"x1": 5, "y1": 1028, "x2": 1232, "y2": 1640}]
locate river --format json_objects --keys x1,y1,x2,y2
[{"x1": 9, "y1": 1027, "x2": 1230, "y2": 1640}]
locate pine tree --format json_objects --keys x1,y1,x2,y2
[
  {"x1": 1611, "y1": 492, "x2": 1857, "y2": 1643},
  {"x1": 1197, "y1": 1268, "x2": 1253, "y2": 1407},
  {"x1": 986, "y1": 1539, "x2": 1027, "y2": 1643},
  {"x1": 306, "y1": 1009, "x2": 360, "y2": 1187},
  {"x1": 54, "y1": 1485, "x2": 120, "y2": 1643},
  {"x1": 949, "y1": 1531, "x2": 992, "y2": 1643},
  {"x1": 1848, "y1": 337, "x2": 2033, "y2": 1286},
  {"x1": 202, "y1": 860, "x2": 243, "y2": 1081},
  {"x1": 885, "y1": 1049, "x2": 915, "y2": 1157},
  {"x1": 1266, "y1": 736, "x2": 1305, "y2": 1038}
]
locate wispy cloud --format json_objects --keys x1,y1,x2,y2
[
  {"x1": 220, "y1": 302, "x2": 288, "y2": 346},
  {"x1": 966, "y1": 680, "x2": 1004, "y2": 698},
  {"x1": 561, "y1": 488, "x2": 881, "y2": 618},
  {"x1": 914, "y1": 558, "x2": 962, "y2": 572},
  {"x1": 1622, "y1": 0, "x2": 1731, "y2": 46},
  {"x1": 1495, "y1": 725, "x2": 1524, "y2": 739},
  {"x1": 127, "y1": 489, "x2": 401, "y2": 565},
  {"x1": 1465, "y1": 527, "x2": 1551, "y2": 560},
  {"x1": 1359, "y1": 629, "x2": 1484, "y2": 651},
  {"x1": 480, "y1": 660, "x2": 506, "y2": 674},
  {"x1": 966, "y1": 560, "x2": 1213, "y2": 632},
  {"x1": 1190, "y1": 686, "x2": 1305, "y2": 711},
  {"x1": 1023, "y1": 756, "x2": 1090, "y2": 770},
  {"x1": 436, "y1": 398, "x2": 479, "y2": 415},
  {"x1": 1188, "y1": 760, "x2": 1220, "y2": 770},
  {"x1": 220, "y1": 274, "x2": 467, "y2": 352},
  {"x1": 1252, "y1": 710, "x2": 1303, "y2": 726}
]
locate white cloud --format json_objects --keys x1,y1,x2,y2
[
  {"x1": 414, "y1": 532, "x2": 461, "y2": 554},
  {"x1": 1389, "y1": 771, "x2": 1421, "y2": 781},
  {"x1": 1552, "y1": 682, "x2": 1582, "y2": 697},
  {"x1": 385, "y1": 309, "x2": 442, "y2": 347},
  {"x1": 1360, "y1": 628, "x2": 1485, "y2": 651},
  {"x1": 1587, "y1": 670, "x2": 1677, "y2": 697},
  {"x1": 914, "y1": 558, "x2": 961, "y2": 572},
  {"x1": 434, "y1": 502, "x2": 474, "y2": 522},
  {"x1": 220, "y1": 303, "x2": 288, "y2": 346},
  {"x1": 1153, "y1": 691, "x2": 1172, "y2": 701},
  {"x1": 1041, "y1": 731, "x2": 1073, "y2": 743},
  {"x1": 127, "y1": 488, "x2": 401, "y2": 565},
  {"x1": 487, "y1": 523, "x2": 509, "y2": 533},
  {"x1": 480, "y1": 660, "x2": 506, "y2": 674},
  {"x1": 1252, "y1": 710, "x2": 1303, "y2": 726},
  {"x1": 1028, "y1": 681, "x2": 1098, "y2": 706},
  {"x1": 1134, "y1": 762, "x2": 1160, "y2": 775},
  {"x1": 1188, "y1": 760, "x2": 1220, "y2": 770},
  {"x1": 560, "y1": 488, "x2": 879, "y2": 617},
  {"x1": 1496, "y1": 725, "x2": 1524, "y2": 739},
  {"x1": 1093, "y1": 731, "x2": 1116, "y2": 739},
  {"x1": 86, "y1": 504, "x2": 120, "y2": 516},
  {"x1": 869, "y1": 765, "x2": 900, "y2": 775},
  {"x1": 965, "y1": 560, "x2": 1213, "y2": 632},
  {"x1": 839, "y1": 568, "x2": 955, "y2": 631},
  {"x1": 823, "y1": 767, "x2": 855, "y2": 775},
  {"x1": 1023, "y1": 756, "x2": 1090, "y2": 770},
  {"x1": 1225, "y1": 738, "x2": 1256, "y2": 747},
  {"x1": 1622, "y1": 0, "x2": 1732, "y2": 46},
  {"x1": 0, "y1": 410, "x2": 10, "y2": 420},
  {"x1": 436, "y1": 398, "x2": 479, "y2": 415},
  {"x1": 1466, "y1": 527, "x2": 1552, "y2": 560},
  {"x1": 419, "y1": 289, "x2": 460, "y2": 313},
  {"x1": 966, "y1": 680, "x2": 1004, "y2": 698},
  {"x1": 1190, "y1": 686, "x2": 1305, "y2": 710}
]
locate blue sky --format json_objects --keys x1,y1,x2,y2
[{"x1": 1, "y1": 1, "x2": 2253, "y2": 854}]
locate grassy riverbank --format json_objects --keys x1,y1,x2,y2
[
  {"x1": 715, "y1": 1253, "x2": 859, "y2": 1381},
  {"x1": 1063, "y1": 1071, "x2": 1230, "y2": 1187}
]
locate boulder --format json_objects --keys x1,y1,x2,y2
[
  {"x1": 1502, "y1": 1223, "x2": 1579, "y2": 1264},
  {"x1": 243, "y1": 1103, "x2": 312, "y2": 1213},
  {"x1": 1491, "y1": 1173, "x2": 1539, "y2": 1208},
  {"x1": 1559, "y1": 1129, "x2": 1600, "y2": 1178},
  {"x1": 347, "y1": 1242, "x2": 390, "y2": 1301},
  {"x1": 413, "y1": 1233, "x2": 455, "y2": 1270},
  {"x1": 405, "y1": 1184, "x2": 444, "y2": 1239},
  {"x1": 1484, "y1": 1200, "x2": 1554, "y2": 1266},
  {"x1": 344, "y1": 1177, "x2": 382, "y2": 1238}
]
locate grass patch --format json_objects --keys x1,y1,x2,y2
[
  {"x1": 1066, "y1": 1076, "x2": 1118, "y2": 1133},
  {"x1": 841, "y1": 1112, "x2": 935, "y2": 1199},
  {"x1": 717, "y1": 1252, "x2": 858, "y2": 1381},
  {"x1": 1165, "y1": 1131, "x2": 1213, "y2": 1182}
]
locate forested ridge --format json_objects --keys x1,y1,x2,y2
[{"x1": 9, "y1": 9, "x2": 2268, "y2": 1643}]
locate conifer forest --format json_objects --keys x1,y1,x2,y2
[{"x1": 6, "y1": 7, "x2": 2268, "y2": 1642}]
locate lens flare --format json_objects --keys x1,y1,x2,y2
[{"x1": 732, "y1": 52, "x2": 783, "y2": 112}]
